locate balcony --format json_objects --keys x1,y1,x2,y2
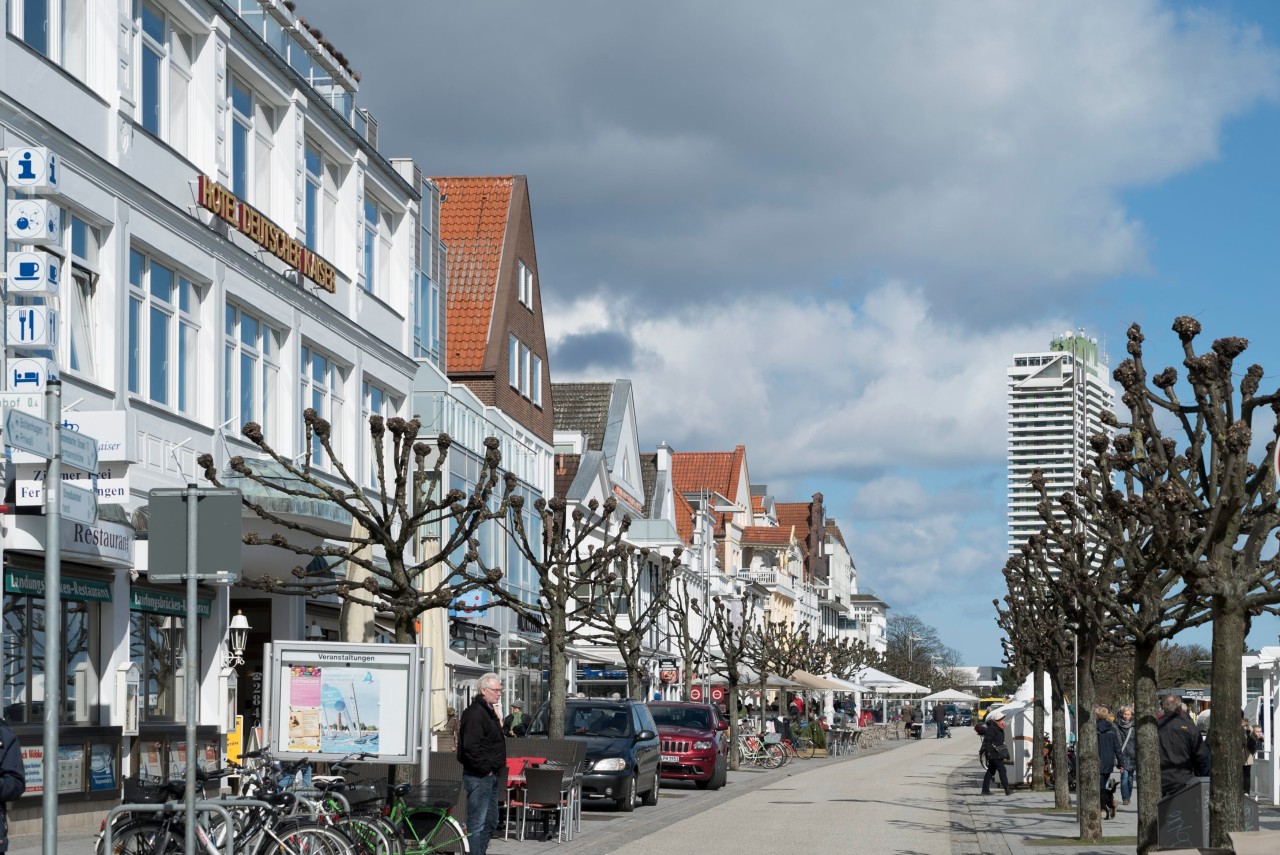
[{"x1": 737, "y1": 569, "x2": 795, "y2": 600}]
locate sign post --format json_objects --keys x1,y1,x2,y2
[
  {"x1": 40, "y1": 380, "x2": 61, "y2": 855},
  {"x1": 146, "y1": 486, "x2": 243, "y2": 855}
]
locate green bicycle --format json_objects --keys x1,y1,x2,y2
[{"x1": 387, "y1": 781, "x2": 470, "y2": 854}]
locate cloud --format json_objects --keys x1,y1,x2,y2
[
  {"x1": 307, "y1": 0, "x2": 1280, "y2": 323},
  {"x1": 548, "y1": 283, "x2": 1070, "y2": 477}
]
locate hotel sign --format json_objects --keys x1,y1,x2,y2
[{"x1": 196, "y1": 175, "x2": 336, "y2": 293}]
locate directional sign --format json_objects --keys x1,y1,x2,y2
[
  {"x1": 60, "y1": 482, "x2": 98, "y2": 525},
  {"x1": 4, "y1": 408, "x2": 52, "y2": 457},
  {"x1": 60, "y1": 427, "x2": 99, "y2": 473}
]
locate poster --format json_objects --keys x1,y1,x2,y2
[
  {"x1": 89, "y1": 743, "x2": 117, "y2": 791},
  {"x1": 270, "y1": 641, "x2": 420, "y2": 762},
  {"x1": 57, "y1": 746, "x2": 84, "y2": 792},
  {"x1": 138, "y1": 740, "x2": 163, "y2": 778},
  {"x1": 20, "y1": 746, "x2": 41, "y2": 796},
  {"x1": 226, "y1": 716, "x2": 244, "y2": 766}
]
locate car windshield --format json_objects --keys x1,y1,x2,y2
[
  {"x1": 649, "y1": 707, "x2": 710, "y2": 730},
  {"x1": 561, "y1": 706, "x2": 632, "y2": 738}
]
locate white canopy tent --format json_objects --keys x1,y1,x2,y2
[
  {"x1": 853, "y1": 666, "x2": 932, "y2": 722},
  {"x1": 921, "y1": 688, "x2": 981, "y2": 703}
]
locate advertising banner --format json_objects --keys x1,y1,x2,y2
[{"x1": 269, "y1": 641, "x2": 422, "y2": 763}]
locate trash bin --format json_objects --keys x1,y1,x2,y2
[{"x1": 1157, "y1": 779, "x2": 1260, "y2": 850}]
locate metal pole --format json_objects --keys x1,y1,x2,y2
[
  {"x1": 419, "y1": 647, "x2": 431, "y2": 783},
  {"x1": 186, "y1": 483, "x2": 199, "y2": 855},
  {"x1": 41, "y1": 379, "x2": 61, "y2": 855}
]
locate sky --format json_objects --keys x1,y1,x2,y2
[{"x1": 301, "y1": 0, "x2": 1280, "y2": 664}]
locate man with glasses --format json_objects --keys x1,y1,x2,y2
[{"x1": 459, "y1": 672, "x2": 507, "y2": 855}]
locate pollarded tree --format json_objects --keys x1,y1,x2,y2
[
  {"x1": 197, "y1": 411, "x2": 511, "y2": 643},
  {"x1": 1105, "y1": 319, "x2": 1280, "y2": 847},
  {"x1": 663, "y1": 572, "x2": 716, "y2": 702},
  {"x1": 581, "y1": 546, "x2": 682, "y2": 699},
  {"x1": 707, "y1": 594, "x2": 756, "y2": 771}
]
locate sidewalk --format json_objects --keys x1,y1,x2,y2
[{"x1": 953, "y1": 761, "x2": 1280, "y2": 855}]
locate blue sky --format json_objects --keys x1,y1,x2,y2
[{"x1": 302, "y1": 0, "x2": 1280, "y2": 665}]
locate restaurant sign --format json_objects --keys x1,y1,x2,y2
[{"x1": 196, "y1": 176, "x2": 336, "y2": 292}]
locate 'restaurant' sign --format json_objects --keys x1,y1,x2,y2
[{"x1": 197, "y1": 175, "x2": 336, "y2": 293}]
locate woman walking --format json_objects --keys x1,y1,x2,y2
[
  {"x1": 981, "y1": 709, "x2": 1012, "y2": 795},
  {"x1": 1116, "y1": 706, "x2": 1136, "y2": 805}
]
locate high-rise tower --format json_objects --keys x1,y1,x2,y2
[{"x1": 1006, "y1": 330, "x2": 1117, "y2": 555}]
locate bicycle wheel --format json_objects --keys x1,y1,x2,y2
[
  {"x1": 338, "y1": 815, "x2": 401, "y2": 855},
  {"x1": 98, "y1": 820, "x2": 178, "y2": 855},
  {"x1": 796, "y1": 738, "x2": 816, "y2": 760},
  {"x1": 269, "y1": 821, "x2": 359, "y2": 855},
  {"x1": 398, "y1": 808, "x2": 469, "y2": 854},
  {"x1": 764, "y1": 743, "x2": 788, "y2": 767}
]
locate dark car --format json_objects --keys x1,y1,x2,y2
[
  {"x1": 527, "y1": 698, "x2": 661, "y2": 812},
  {"x1": 647, "y1": 701, "x2": 729, "y2": 790}
]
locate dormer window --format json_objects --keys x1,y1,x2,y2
[{"x1": 517, "y1": 260, "x2": 534, "y2": 308}]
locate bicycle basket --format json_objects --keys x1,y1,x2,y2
[
  {"x1": 343, "y1": 781, "x2": 387, "y2": 809},
  {"x1": 404, "y1": 780, "x2": 462, "y2": 809},
  {"x1": 763, "y1": 733, "x2": 782, "y2": 744},
  {"x1": 123, "y1": 775, "x2": 176, "y2": 804}
]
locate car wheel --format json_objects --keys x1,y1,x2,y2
[
  {"x1": 615, "y1": 774, "x2": 636, "y2": 812},
  {"x1": 710, "y1": 757, "x2": 726, "y2": 790},
  {"x1": 641, "y1": 770, "x2": 660, "y2": 806}
]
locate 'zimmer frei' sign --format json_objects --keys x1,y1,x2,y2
[{"x1": 197, "y1": 175, "x2": 337, "y2": 293}]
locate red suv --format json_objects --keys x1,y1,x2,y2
[{"x1": 647, "y1": 701, "x2": 729, "y2": 790}]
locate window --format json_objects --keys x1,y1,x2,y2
[
  {"x1": 229, "y1": 74, "x2": 273, "y2": 205},
  {"x1": 530, "y1": 354, "x2": 543, "y2": 406},
  {"x1": 508, "y1": 334, "x2": 520, "y2": 389},
  {"x1": 362, "y1": 196, "x2": 391, "y2": 294},
  {"x1": 136, "y1": 1, "x2": 192, "y2": 151},
  {"x1": 3, "y1": 588, "x2": 97, "y2": 724},
  {"x1": 516, "y1": 260, "x2": 535, "y2": 308},
  {"x1": 303, "y1": 142, "x2": 337, "y2": 254},
  {"x1": 10, "y1": 0, "x2": 87, "y2": 77},
  {"x1": 130, "y1": 610, "x2": 185, "y2": 722},
  {"x1": 519, "y1": 344, "x2": 530, "y2": 397},
  {"x1": 66, "y1": 215, "x2": 101, "y2": 378},
  {"x1": 300, "y1": 344, "x2": 345, "y2": 467},
  {"x1": 129, "y1": 249, "x2": 200, "y2": 413},
  {"x1": 224, "y1": 306, "x2": 280, "y2": 435},
  {"x1": 363, "y1": 380, "x2": 396, "y2": 485}
]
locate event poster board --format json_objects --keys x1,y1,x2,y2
[{"x1": 269, "y1": 640, "x2": 421, "y2": 762}]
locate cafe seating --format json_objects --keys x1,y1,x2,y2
[{"x1": 512, "y1": 766, "x2": 573, "y2": 842}]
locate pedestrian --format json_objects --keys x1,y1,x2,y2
[
  {"x1": 502, "y1": 700, "x2": 526, "y2": 737},
  {"x1": 1244, "y1": 715, "x2": 1262, "y2": 795},
  {"x1": 0, "y1": 716, "x2": 26, "y2": 851},
  {"x1": 1116, "y1": 705, "x2": 1136, "y2": 805},
  {"x1": 1158, "y1": 694, "x2": 1207, "y2": 796},
  {"x1": 980, "y1": 709, "x2": 1012, "y2": 796},
  {"x1": 932, "y1": 702, "x2": 948, "y2": 738},
  {"x1": 458, "y1": 673, "x2": 506, "y2": 855},
  {"x1": 1095, "y1": 705, "x2": 1121, "y2": 815},
  {"x1": 1194, "y1": 709, "x2": 1211, "y2": 775}
]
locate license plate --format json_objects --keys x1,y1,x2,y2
[{"x1": 661, "y1": 754, "x2": 680, "y2": 763}]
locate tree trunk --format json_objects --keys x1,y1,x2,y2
[
  {"x1": 1133, "y1": 634, "x2": 1161, "y2": 855},
  {"x1": 625, "y1": 640, "x2": 644, "y2": 700},
  {"x1": 1208, "y1": 595, "x2": 1247, "y2": 848},
  {"x1": 1032, "y1": 662, "x2": 1046, "y2": 790},
  {"x1": 547, "y1": 607, "x2": 570, "y2": 740},
  {"x1": 727, "y1": 677, "x2": 741, "y2": 771},
  {"x1": 1076, "y1": 637, "x2": 1101, "y2": 842},
  {"x1": 1051, "y1": 667, "x2": 1071, "y2": 809}
]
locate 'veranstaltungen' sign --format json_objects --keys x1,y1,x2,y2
[{"x1": 196, "y1": 175, "x2": 337, "y2": 293}]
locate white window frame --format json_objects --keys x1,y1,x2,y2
[
  {"x1": 508, "y1": 334, "x2": 521, "y2": 389},
  {"x1": 362, "y1": 194, "x2": 391, "y2": 295},
  {"x1": 128, "y1": 248, "x2": 201, "y2": 415},
  {"x1": 304, "y1": 140, "x2": 338, "y2": 255},
  {"x1": 300, "y1": 343, "x2": 346, "y2": 468},
  {"x1": 66, "y1": 215, "x2": 102, "y2": 379},
  {"x1": 224, "y1": 305, "x2": 280, "y2": 436},
  {"x1": 516, "y1": 260, "x2": 534, "y2": 308},
  {"x1": 228, "y1": 73, "x2": 273, "y2": 207},
  {"x1": 530, "y1": 354, "x2": 543, "y2": 406},
  {"x1": 135, "y1": 1, "x2": 192, "y2": 151},
  {"x1": 362, "y1": 379, "x2": 397, "y2": 486},
  {"x1": 9, "y1": 0, "x2": 88, "y2": 78}
]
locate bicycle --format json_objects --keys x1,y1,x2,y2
[
  {"x1": 385, "y1": 780, "x2": 469, "y2": 854},
  {"x1": 735, "y1": 733, "x2": 784, "y2": 768}
]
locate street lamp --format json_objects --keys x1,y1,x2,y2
[{"x1": 222, "y1": 610, "x2": 251, "y2": 735}]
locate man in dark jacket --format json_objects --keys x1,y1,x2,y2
[
  {"x1": 0, "y1": 719, "x2": 27, "y2": 852},
  {"x1": 1158, "y1": 694, "x2": 1207, "y2": 796},
  {"x1": 932, "y1": 703, "x2": 949, "y2": 738},
  {"x1": 1095, "y1": 706, "x2": 1121, "y2": 814},
  {"x1": 458, "y1": 673, "x2": 507, "y2": 855}
]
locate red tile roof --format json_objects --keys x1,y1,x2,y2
[
  {"x1": 670, "y1": 446, "x2": 746, "y2": 543},
  {"x1": 433, "y1": 176, "x2": 513, "y2": 374},
  {"x1": 751, "y1": 496, "x2": 765, "y2": 513},
  {"x1": 741, "y1": 526, "x2": 791, "y2": 547},
  {"x1": 775, "y1": 503, "x2": 813, "y2": 556}
]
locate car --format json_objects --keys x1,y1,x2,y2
[
  {"x1": 647, "y1": 701, "x2": 730, "y2": 790},
  {"x1": 942, "y1": 704, "x2": 959, "y2": 725},
  {"x1": 957, "y1": 708, "x2": 973, "y2": 727},
  {"x1": 526, "y1": 698, "x2": 661, "y2": 812}
]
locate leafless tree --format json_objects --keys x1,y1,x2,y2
[
  {"x1": 663, "y1": 573, "x2": 715, "y2": 701},
  {"x1": 707, "y1": 595, "x2": 756, "y2": 771},
  {"x1": 198, "y1": 412, "x2": 510, "y2": 643}
]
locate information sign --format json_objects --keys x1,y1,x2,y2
[{"x1": 3, "y1": 408, "x2": 52, "y2": 456}]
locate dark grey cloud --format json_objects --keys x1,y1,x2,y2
[
  {"x1": 549, "y1": 330, "x2": 636, "y2": 374},
  {"x1": 300, "y1": 0, "x2": 1279, "y2": 325}
]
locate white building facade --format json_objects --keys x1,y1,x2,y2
[
  {"x1": 1006, "y1": 331, "x2": 1116, "y2": 556},
  {"x1": 1, "y1": 0, "x2": 442, "y2": 832}
]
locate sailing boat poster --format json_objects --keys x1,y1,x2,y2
[{"x1": 270, "y1": 640, "x2": 423, "y2": 763}]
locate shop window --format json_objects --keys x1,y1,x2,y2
[
  {"x1": 129, "y1": 611, "x2": 186, "y2": 722},
  {"x1": 2, "y1": 589, "x2": 98, "y2": 724}
]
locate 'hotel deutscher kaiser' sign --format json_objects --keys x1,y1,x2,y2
[{"x1": 197, "y1": 175, "x2": 337, "y2": 293}]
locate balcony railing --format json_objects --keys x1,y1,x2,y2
[{"x1": 737, "y1": 569, "x2": 795, "y2": 598}]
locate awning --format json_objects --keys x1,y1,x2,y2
[
  {"x1": 789, "y1": 670, "x2": 852, "y2": 691},
  {"x1": 728, "y1": 667, "x2": 803, "y2": 688},
  {"x1": 854, "y1": 666, "x2": 932, "y2": 695},
  {"x1": 921, "y1": 688, "x2": 980, "y2": 703},
  {"x1": 822, "y1": 673, "x2": 870, "y2": 692},
  {"x1": 444, "y1": 647, "x2": 488, "y2": 676},
  {"x1": 566, "y1": 645, "x2": 619, "y2": 665}
]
